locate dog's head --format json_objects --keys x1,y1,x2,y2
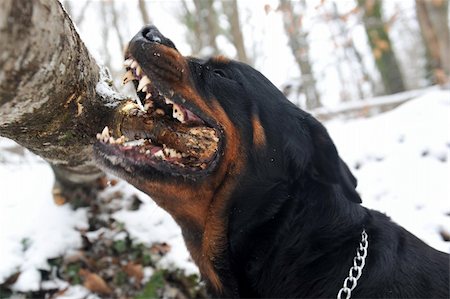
[{"x1": 94, "y1": 25, "x2": 360, "y2": 293}]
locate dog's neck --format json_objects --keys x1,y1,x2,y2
[{"x1": 224, "y1": 176, "x2": 367, "y2": 297}]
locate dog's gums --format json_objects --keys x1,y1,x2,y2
[{"x1": 96, "y1": 57, "x2": 221, "y2": 175}]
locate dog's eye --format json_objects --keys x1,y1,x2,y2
[{"x1": 213, "y1": 69, "x2": 227, "y2": 78}]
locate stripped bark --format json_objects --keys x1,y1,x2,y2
[{"x1": 0, "y1": 0, "x2": 125, "y2": 195}]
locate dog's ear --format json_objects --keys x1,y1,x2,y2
[{"x1": 306, "y1": 116, "x2": 362, "y2": 204}]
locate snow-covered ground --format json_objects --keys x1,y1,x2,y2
[{"x1": 0, "y1": 89, "x2": 449, "y2": 293}]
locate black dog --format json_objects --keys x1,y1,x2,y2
[{"x1": 94, "y1": 26, "x2": 449, "y2": 298}]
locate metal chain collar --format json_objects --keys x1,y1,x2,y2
[{"x1": 336, "y1": 229, "x2": 369, "y2": 299}]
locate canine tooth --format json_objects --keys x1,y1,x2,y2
[
  {"x1": 142, "y1": 85, "x2": 148, "y2": 92},
  {"x1": 131, "y1": 61, "x2": 138, "y2": 69},
  {"x1": 164, "y1": 98, "x2": 174, "y2": 105},
  {"x1": 124, "y1": 58, "x2": 134, "y2": 67},
  {"x1": 96, "y1": 133, "x2": 102, "y2": 140},
  {"x1": 145, "y1": 93, "x2": 152, "y2": 100},
  {"x1": 109, "y1": 137, "x2": 116, "y2": 144},
  {"x1": 135, "y1": 98, "x2": 146, "y2": 111},
  {"x1": 137, "y1": 76, "x2": 151, "y2": 91},
  {"x1": 101, "y1": 126, "x2": 110, "y2": 139},
  {"x1": 122, "y1": 70, "x2": 135, "y2": 85},
  {"x1": 172, "y1": 104, "x2": 185, "y2": 123}
]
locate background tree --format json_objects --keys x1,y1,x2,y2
[
  {"x1": 415, "y1": 0, "x2": 450, "y2": 85},
  {"x1": 221, "y1": 0, "x2": 250, "y2": 64},
  {"x1": 357, "y1": 0, "x2": 405, "y2": 94},
  {"x1": 279, "y1": 0, "x2": 322, "y2": 109},
  {"x1": 138, "y1": 0, "x2": 152, "y2": 25}
]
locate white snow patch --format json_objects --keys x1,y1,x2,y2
[
  {"x1": 326, "y1": 90, "x2": 450, "y2": 253},
  {"x1": 0, "y1": 154, "x2": 88, "y2": 285}
]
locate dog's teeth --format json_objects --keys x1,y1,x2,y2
[
  {"x1": 172, "y1": 104, "x2": 185, "y2": 123},
  {"x1": 101, "y1": 126, "x2": 110, "y2": 139},
  {"x1": 96, "y1": 133, "x2": 102, "y2": 140},
  {"x1": 154, "y1": 149, "x2": 165, "y2": 159},
  {"x1": 145, "y1": 93, "x2": 152, "y2": 100},
  {"x1": 124, "y1": 58, "x2": 134, "y2": 67},
  {"x1": 164, "y1": 97, "x2": 174, "y2": 105},
  {"x1": 122, "y1": 70, "x2": 135, "y2": 85},
  {"x1": 137, "y1": 76, "x2": 151, "y2": 91},
  {"x1": 124, "y1": 139, "x2": 145, "y2": 147},
  {"x1": 144, "y1": 101, "x2": 153, "y2": 111},
  {"x1": 131, "y1": 61, "x2": 138, "y2": 69},
  {"x1": 135, "y1": 98, "x2": 146, "y2": 111},
  {"x1": 142, "y1": 85, "x2": 148, "y2": 92},
  {"x1": 136, "y1": 65, "x2": 143, "y2": 76}
]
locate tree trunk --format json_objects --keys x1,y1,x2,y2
[
  {"x1": 138, "y1": 0, "x2": 152, "y2": 25},
  {"x1": 0, "y1": 0, "x2": 124, "y2": 196},
  {"x1": 415, "y1": 0, "x2": 450, "y2": 85},
  {"x1": 279, "y1": 0, "x2": 322, "y2": 109},
  {"x1": 358, "y1": 0, "x2": 405, "y2": 94},
  {"x1": 222, "y1": 0, "x2": 250, "y2": 64}
]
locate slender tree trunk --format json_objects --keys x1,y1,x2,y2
[
  {"x1": 222, "y1": 0, "x2": 250, "y2": 64},
  {"x1": 279, "y1": 0, "x2": 321, "y2": 109},
  {"x1": 193, "y1": 0, "x2": 220, "y2": 55},
  {"x1": 110, "y1": 1, "x2": 125, "y2": 53},
  {"x1": 358, "y1": 0, "x2": 405, "y2": 94},
  {"x1": 138, "y1": 0, "x2": 152, "y2": 25},
  {"x1": 0, "y1": 0, "x2": 124, "y2": 197},
  {"x1": 415, "y1": 0, "x2": 450, "y2": 85}
]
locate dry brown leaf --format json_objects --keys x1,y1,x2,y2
[
  {"x1": 150, "y1": 242, "x2": 171, "y2": 256},
  {"x1": 123, "y1": 262, "x2": 144, "y2": 283},
  {"x1": 79, "y1": 269, "x2": 112, "y2": 295}
]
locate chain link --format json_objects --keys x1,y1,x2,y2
[{"x1": 337, "y1": 230, "x2": 368, "y2": 299}]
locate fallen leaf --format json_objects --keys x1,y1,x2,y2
[
  {"x1": 123, "y1": 262, "x2": 144, "y2": 283},
  {"x1": 79, "y1": 269, "x2": 112, "y2": 295}
]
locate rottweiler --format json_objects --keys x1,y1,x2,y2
[{"x1": 94, "y1": 26, "x2": 449, "y2": 298}]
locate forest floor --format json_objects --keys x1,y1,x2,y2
[{"x1": 0, "y1": 89, "x2": 449, "y2": 298}]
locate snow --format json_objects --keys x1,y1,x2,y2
[
  {"x1": 0, "y1": 155, "x2": 88, "y2": 288},
  {"x1": 0, "y1": 89, "x2": 449, "y2": 294},
  {"x1": 327, "y1": 90, "x2": 450, "y2": 252}
]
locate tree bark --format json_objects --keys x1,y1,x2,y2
[
  {"x1": 279, "y1": 0, "x2": 322, "y2": 109},
  {"x1": 358, "y1": 0, "x2": 405, "y2": 94},
  {"x1": 0, "y1": 0, "x2": 124, "y2": 193},
  {"x1": 222, "y1": 0, "x2": 250, "y2": 64},
  {"x1": 415, "y1": 0, "x2": 450, "y2": 85},
  {"x1": 138, "y1": 0, "x2": 152, "y2": 25}
]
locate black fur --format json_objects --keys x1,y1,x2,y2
[{"x1": 187, "y1": 58, "x2": 449, "y2": 298}]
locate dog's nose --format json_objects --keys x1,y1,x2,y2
[{"x1": 138, "y1": 25, "x2": 177, "y2": 50}]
